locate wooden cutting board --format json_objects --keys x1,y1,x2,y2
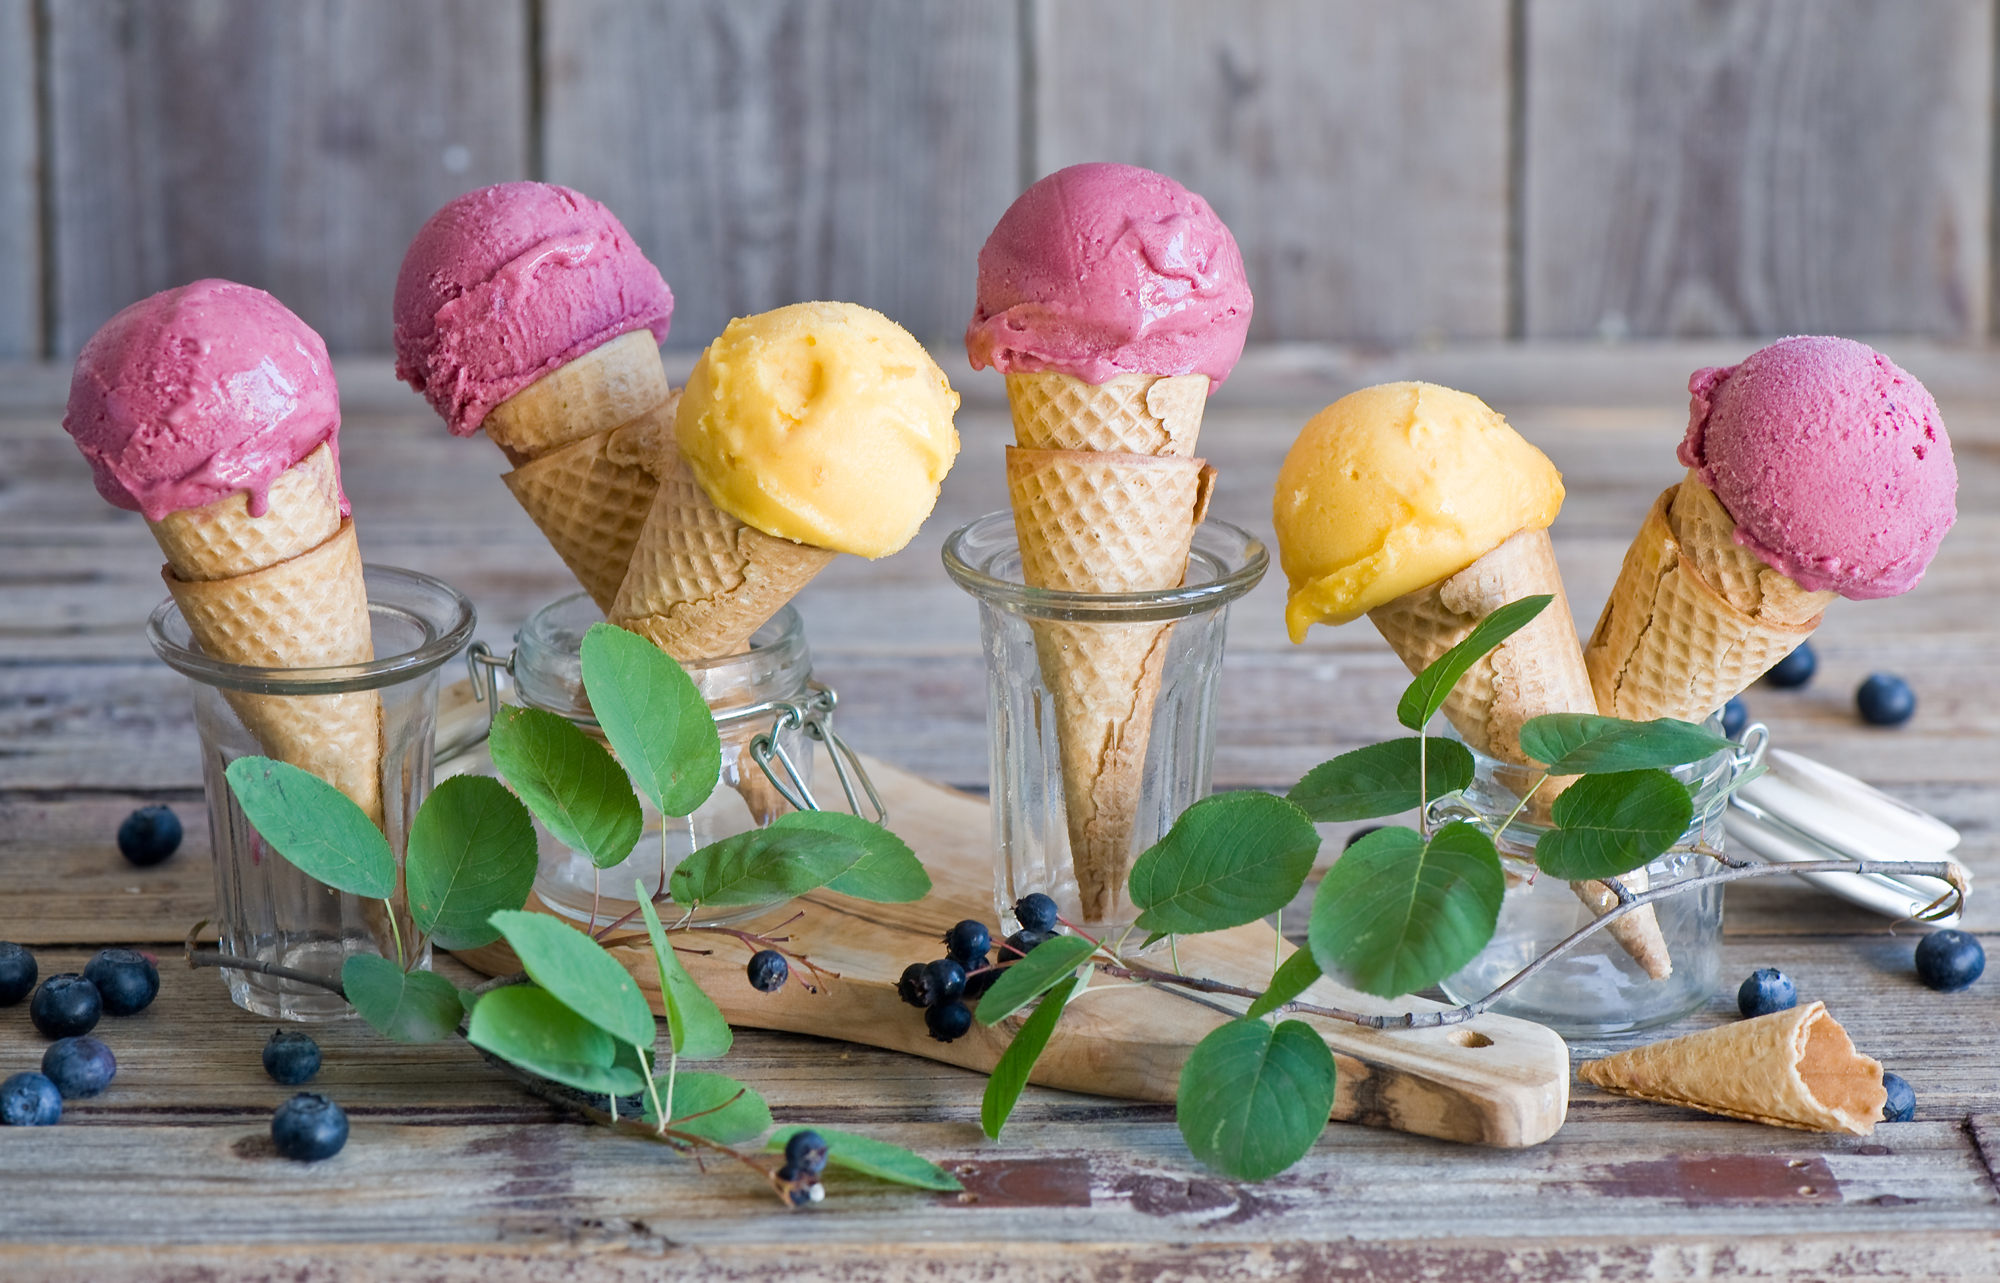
[{"x1": 457, "y1": 756, "x2": 1571, "y2": 1148}]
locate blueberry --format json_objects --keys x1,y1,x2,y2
[
  {"x1": 1915, "y1": 929, "x2": 1985, "y2": 992},
  {"x1": 774, "y1": 1163, "x2": 824, "y2": 1205},
  {"x1": 1344, "y1": 825, "x2": 1386, "y2": 850},
  {"x1": 0, "y1": 1072, "x2": 62, "y2": 1125},
  {"x1": 924, "y1": 999, "x2": 972, "y2": 1043},
  {"x1": 1013, "y1": 893, "x2": 1059, "y2": 934},
  {"x1": 1722, "y1": 696, "x2": 1749, "y2": 739},
  {"x1": 943, "y1": 920, "x2": 991, "y2": 968},
  {"x1": 1003, "y1": 928, "x2": 1054, "y2": 958},
  {"x1": 896, "y1": 962, "x2": 933, "y2": 1008},
  {"x1": 83, "y1": 948, "x2": 159, "y2": 1017},
  {"x1": 1857, "y1": 673, "x2": 1916, "y2": 727},
  {"x1": 30, "y1": 975, "x2": 101, "y2": 1039},
  {"x1": 271, "y1": 1093, "x2": 348, "y2": 1162},
  {"x1": 923, "y1": 958, "x2": 966, "y2": 1004},
  {"x1": 41, "y1": 1036, "x2": 116, "y2": 1099},
  {"x1": 116, "y1": 805, "x2": 182, "y2": 867},
  {"x1": 1737, "y1": 967, "x2": 1797, "y2": 1018},
  {"x1": 746, "y1": 950, "x2": 789, "y2": 994},
  {"x1": 0, "y1": 942, "x2": 36, "y2": 1006},
  {"x1": 783, "y1": 1128, "x2": 829, "y2": 1177},
  {"x1": 1764, "y1": 642, "x2": 1816, "y2": 689},
  {"x1": 263, "y1": 1030, "x2": 322, "y2": 1086},
  {"x1": 1881, "y1": 1071, "x2": 1916, "y2": 1123}
]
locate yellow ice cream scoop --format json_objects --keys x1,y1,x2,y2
[
  {"x1": 1273, "y1": 381, "x2": 1563, "y2": 639},
  {"x1": 676, "y1": 301, "x2": 961, "y2": 559}
]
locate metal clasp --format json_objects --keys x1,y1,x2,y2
[
  {"x1": 726, "y1": 684, "x2": 886, "y2": 823},
  {"x1": 435, "y1": 642, "x2": 513, "y2": 763}
]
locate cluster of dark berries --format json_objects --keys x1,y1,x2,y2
[
  {"x1": 774, "y1": 1128, "x2": 829, "y2": 1206},
  {"x1": 259, "y1": 1032, "x2": 342, "y2": 1159},
  {"x1": 0, "y1": 944, "x2": 159, "y2": 1126},
  {"x1": 896, "y1": 893, "x2": 1062, "y2": 1044}
]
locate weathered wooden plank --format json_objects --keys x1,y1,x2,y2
[
  {"x1": 1523, "y1": 0, "x2": 1993, "y2": 338},
  {"x1": 1034, "y1": 0, "x2": 1509, "y2": 344},
  {"x1": 542, "y1": 0, "x2": 1019, "y2": 349},
  {"x1": 0, "y1": 0, "x2": 38, "y2": 358},
  {"x1": 46, "y1": 0, "x2": 530, "y2": 355}
]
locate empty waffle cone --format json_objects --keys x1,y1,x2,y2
[
  {"x1": 1367, "y1": 527, "x2": 1672, "y2": 980},
  {"x1": 1585, "y1": 475, "x2": 1836, "y2": 724},
  {"x1": 1007, "y1": 445, "x2": 1211, "y2": 921},
  {"x1": 484, "y1": 329, "x2": 672, "y2": 463},
  {"x1": 1579, "y1": 1001, "x2": 1887, "y2": 1134},
  {"x1": 1005, "y1": 370, "x2": 1209, "y2": 456}
]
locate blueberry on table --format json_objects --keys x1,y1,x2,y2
[
  {"x1": 1737, "y1": 968, "x2": 1797, "y2": 1018},
  {"x1": 1013, "y1": 893, "x2": 1059, "y2": 934},
  {"x1": 746, "y1": 950, "x2": 789, "y2": 994},
  {"x1": 1003, "y1": 929, "x2": 1054, "y2": 958},
  {"x1": 0, "y1": 1072, "x2": 62, "y2": 1126},
  {"x1": 0, "y1": 942, "x2": 36, "y2": 1006},
  {"x1": 1763, "y1": 642, "x2": 1816, "y2": 689},
  {"x1": 1881, "y1": 1072, "x2": 1916, "y2": 1123},
  {"x1": 923, "y1": 958, "x2": 966, "y2": 1004},
  {"x1": 41, "y1": 1036, "x2": 116, "y2": 1099},
  {"x1": 30, "y1": 975, "x2": 101, "y2": 1039},
  {"x1": 924, "y1": 999, "x2": 973, "y2": 1043},
  {"x1": 943, "y1": 920, "x2": 991, "y2": 967},
  {"x1": 271, "y1": 1093, "x2": 348, "y2": 1162},
  {"x1": 116, "y1": 805, "x2": 182, "y2": 867},
  {"x1": 784, "y1": 1128, "x2": 829, "y2": 1177},
  {"x1": 263, "y1": 1030, "x2": 322, "y2": 1086},
  {"x1": 896, "y1": 962, "x2": 933, "y2": 1009},
  {"x1": 1722, "y1": 696, "x2": 1749, "y2": 739},
  {"x1": 1856, "y1": 673, "x2": 1916, "y2": 726},
  {"x1": 1915, "y1": 930, "x2": 1985, "y2": 992},
  {"x1": 83, "y1": 948, "x2": 159, "y2": 1017}
]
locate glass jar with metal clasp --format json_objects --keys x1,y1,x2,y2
[{"x1": 435, "y1": 592, "x2": 882, "y2": 931}]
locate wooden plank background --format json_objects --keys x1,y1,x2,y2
[{"x1": 0, "y1": 0, "x2": 1995, "y2": 357}]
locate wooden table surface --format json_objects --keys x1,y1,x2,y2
[{"x1": 3, "y1": 342, "x2": 1997, "y2": 1281}]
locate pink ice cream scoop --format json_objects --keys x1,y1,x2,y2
[
  {"x1": 965, "y1": 162, "x2": 1252, "y2": 388},
  {"x1": 63, "y1": 279, "x2": 345, "y2": 522},
  {"x1": 1680, "y1": 335, "x2": 1957, "y2": 599},
  {"x1": 394, "y1": 181, "x2": 673, "y2": 436}
]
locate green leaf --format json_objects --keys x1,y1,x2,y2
[
  {"x1": 466, "y1": 984, "x2": 645, "y2": 1097},
  {"x1": 1128, "y1": 792, "x2": 1321, "y2": 935},
  {"x1": 634, "y1": 879, "x2": 732, "y2": 1059},
  {"x1": 405, "y1": 775, "x2": 540, "y2": 950},
  {"x1": 486, "y1": 704, "x2": 643, "y2": 870},
  {"x1": 775, "y1": 811, "x2": 932, "y2": 903},
  {"x1": 1286, "y1": 738, "x2": 1475, "y2": 822},
  {"x1": 1395, "y1": 595, "x2": 1553, "y2": 732},
  {"x1": 765, "y1": 1126, "x2": 962, "y2": 1192},
  {"x1": 1308, "y1": 823, "x2": 1504, "y2": 998},
  {"x1": 668, "y1": 827, "x2": 865, "y2": 908},
  {"x1": 1517, "y1": 714, "x2": 1732, "y2": 776},
  {"x1": 489, "y1": 910, "x2": 658, "y2": 1050},
  {"x1": 1176, "y1": 1018, "x2": 1335, "y2": 1181},
  {"x1": 1535, "y1": 769, "x2": 1695, "y2": 880},
  {"x1": 340, "y1": 955, "x2": 464, "y2": 1043},
  {"x1": 647, "y1": 1071, "x2": 771, "y2": 1144},
  {"x1": 223, "y1": 757, "x2": 394, "y2": 899},
  {"x1": 981, "y1": 972, "x2": 1079, "y2": 1139},
  {"x1": 974, "y1": 934, "x2": 1097, "y2": 1025},
  {"x1": 1245, "y1": 948, "x2": 1324, "y2": 1021},
  {"x1": 579, "y1": 622, "x2": 723, "y2": 818}
]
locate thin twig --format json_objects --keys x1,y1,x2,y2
[{"x1": 185, "y1": 948, "x2": 349, "y2": 998}]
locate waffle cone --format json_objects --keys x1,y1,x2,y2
[
  {"x1": 1005, "y1": 370, "x2": 1209, "y2": 456},
  {"x1": 1585, "y1": 477, "x2": 1835, "y2": 723},
  {"x1": 149, "y1": 442, "x2": 342, "y2": 581},
  {"x1": 501, "y1": 402, "x2": 673, "y2": 613},
  {"x1": 484, "y1": 330, "x2": 671, "y2": 462},
  {"x1": 162, "y1": 518, "x2": 383, "y2": 826},
  {"x1": 1007, "y1": 445, "x2": 1209, "y2": 921},
  {"x1": 1367, "y1": 527, "x2": 1671, "y2": 979},
  {"x1": 1579, "y1": 1001, "x2": 1886, "y2": 1134}
]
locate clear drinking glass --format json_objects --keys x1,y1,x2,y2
[
  {"x1": 1434, "y1": 715, "x2": 1767, "y2": 1036},
  {"x1": 942, "y1": 513, "x2": 1267, "y2": 936},
  {"x1": 147, "y1": 566, "x2": 476, "y2": 1020}
]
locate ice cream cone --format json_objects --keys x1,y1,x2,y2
[
  {"x1": 1586, "y1": 474, "x2": 1836, "y2": 724},
  {"x1": 1007, "y1": 443, "x2": 1212, "y2": 921},
  {"x1": 1367, "y1": 527, "x2": 1673, "y2": 980},
  {"x1": 484, "y1": 329, "x2": 671, "y2": 463},
  {"x1": 1579, "y1": 1001, "x2": 1886, "y2": 1134},
  {"x1": 1005, "y1": 370, "x2": 1208, "y2": 456}
]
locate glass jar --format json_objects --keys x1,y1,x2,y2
[
  {"x1": 1433, "y1": 716, "x2": 1767, "y2": 1036},
  {"x1": 942, "y1": 513, "x2": 1267, "y2": 937},
  {"x1": 441, "y1": 593, "x2": 867, "y2": 931},
  {"x1": 147, "y1": 566, "x2": 476, "y2": 1020}
]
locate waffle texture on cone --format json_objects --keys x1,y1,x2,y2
[
  {"x1": 502, "y1": 405, "x2": 671, "y2": 613},
  {"x1": 149, "y1": 442, "x2": 343, "y2": 583},
  {"x1": 1586, "y1": 481, "x2": 1829, "y2": 723},
  {"x1": 1005, "y1": 371, "x2": 1208, "y2": 456},
  {"x1": 1580, "y1": 1001, "x2": 1886, "y2": 1133},
  {"x1": 1006, "y1": 448, "x2": 1208, "y2": 593},
  {"x1": 485, "y1": 330, "x2": 671, "y2": 460}
]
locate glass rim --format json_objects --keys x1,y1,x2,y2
[
  {"x1": 941, "y1": 511, "x2": 1269, "y2": 620},
  {"x1": 146, "y1": 563, "x2": 477, "y2": 695}
]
